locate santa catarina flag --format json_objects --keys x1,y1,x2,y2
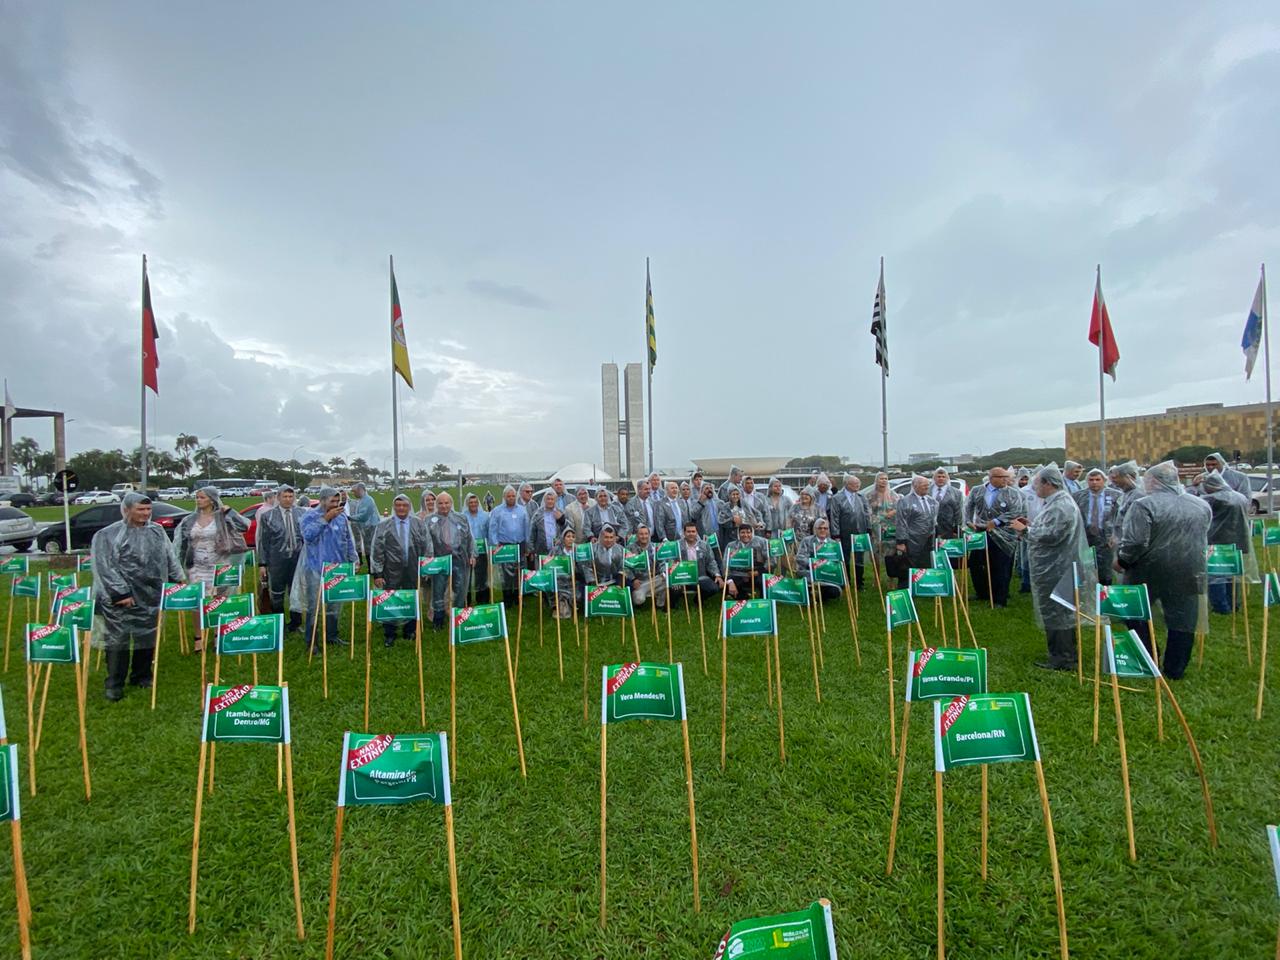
[{"x1": 338, "y1": 731, "x2": 450, "y2": 807}]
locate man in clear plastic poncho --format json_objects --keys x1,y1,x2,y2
[
  {"x1": 1197, "y1": 471, "x2": 1254, "y2": 614},
  {"x1": 1011, "y1": 464, "x2": 1095, "y2": 672},
  {"x1": 91, "y1": 493, "x2": 184, "y2": 700},
  {"x1": 345, "y1": 482, "x2": 381, "y2": 569},
  {"x1": 1115, "y1": 460, "x2": 1211, "y2": 680},
  {"x1": 893, "y1": 475, "x2": 938, "y2": 588},
  {"x1": 1201, "y1": 452, "x2": 1251, "y2": 498},
  {"x1": 1107, "y1": 460, "x2": 1145, "y2": 543},
  {"x1": 962, "y1": 466, "x2": 1025, "y2": 607},
  {"x1": 291, "y1": 486, "x2": 358, "y2": 652},
  {"x1": 425, "y1": 492, "x2": 474, "y2": 628},
  {"x1": 1074, "y1": 468, "x2": 1119, "y2": 587}
]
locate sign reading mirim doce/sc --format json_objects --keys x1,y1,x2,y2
[
  {"x1": 905, "y1": 647, "x2": 988, "y2": 702},
  {"x1": 201, "y1": 684, "x2": 290, "y2": 743},
  {"x1": 338, "y1": 731, "x2": 450, "y2": 807},
  {"x1": 217, "y1": 613, "x2": 284, "y2": 656},
  {"x1": 601, "y1": 662, "x2": 686, "y2": 724}
]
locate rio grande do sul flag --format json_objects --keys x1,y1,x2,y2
[
  {"x1": 337, "y1": 731, "x2": 450, "y2": 807},
  {"x1": 390, "y1": 257, "x2": 414, "y2": 389},
  {"x1": 713, "y1": 899, "x2": 837, "y2": 960},
  {"x1": 601, "y1": 662, "x2": 686, "y2": 724}
]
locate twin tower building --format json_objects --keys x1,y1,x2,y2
[{"x1": 600, "y1": 362, "x2": 644, "y2": 480}]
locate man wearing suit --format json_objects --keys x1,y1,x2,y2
[
  {"x1": 656, "y1": 480, "x2": 688, "y2": 542},
  {"x1": 626, "y1": 523, "x2": 665, "y2": 610},
  {"x1": 689, "y1": 482, "x2": 722, "y2": 541},
  {"x1": 1074, "y1": 468, "x2": 1119, "y2": 586},
  {"x1": 426, "y1": 492, "x2": 474, "y2": 629},
  {"x1": 531, "y1": 491, "x2": 564, "y2": 558},
  {"x1": 828, "y1": 473, "x2": 870, "y2": 589},
  {"x1": 587, "y1": 487, "x2": 628, "y2": 540},
  {"x1": 723, "y1": 522, "x2": 771, "y2": 598},
  {"x1": 667, "y1": 520, "x2": 725, "y2": 599},
  {"x1": 627, "y1": 479, "x2": 660, "y2": 541},
  {"x1": 370, "y1": 494, "x2": 431, "y2": 646},
  {"x1": 931, "y1": 468, "x2": 964, "y2": 540},
  {"x1": 963, "y1": 467, "x2": 1025, "y2": 607},
  {"x1": 796, "y1": 517, "x2": 844, "y2": 601}
]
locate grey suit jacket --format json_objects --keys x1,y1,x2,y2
[{"x1": 370, "y1": 515, "x2": 431, "y2": 590}]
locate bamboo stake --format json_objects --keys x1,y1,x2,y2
[
  {"x1": 151, "y1": 607, "x2": 164, "y2": 710},
  {"x1": 321, "y1": 604, "x2": 329, "y2": 700},
  {"x1": 582, "y1": 616, "x2": 591, "y2": 722},
  {"x1": 665, "y1": 577, "x2": 674, "y2": 664},
  {"x1": 1091, "y1": 616, "x2": 1104, "y2": 744},
  {"x1": 599, "y1": 721, "x2": 608, "y2": 928},
  {"x1": 774, "y1": 628, "x2": 786, "y2": 764},
  {"x1": 1073, "y1": 576, "x2": 1084, "y2": 685},
  {"x1": 187, "y1": 736, "x2": 209, "y2": 933},
  {"x1": 284, "y1": 737, "x2": 305, "y2": 940},
  {"x1": 697, "y1": 586, "x2": 707, "y2": 676},
  {"x1": 843, "y1": 567, "x2": 862, "y2": 666},
  {"x1": 720, "y1": 621, "x2": 728, "y2": 770},
  {"x1": 681, "y1": 716, "x2": 701, "y2": 913},
  {"x1": 179, "y1": 613, "x2": 188, "y2": 655},
  {"x1": 1258, "y1": 598, "x2": 1270, "y2": 720},
  {"x1": 1244, "y1": 578, "x2": 1254, "y2": 666},
  {"x1": 363, "y1": 613, "x2": 371, "y2": 730},
  {"x1": 886, "y1": 698, "x2": 911, "y2": 875},
  {"x1": 887, "y1": 623, "x2": 897, "y2": 758},
  {"x1": 629, "y1": 613, "x2": 641, "y2": 662},
  {"x1": 935, "y1": 770, "x2": 945, "y2": 960},
  {"x1": 764, "y1": 633, "x2": 773, "y2": 708},
  {"x1": 1158, "y1": 677, "x2": 1218, "y2": 849},
  {"x1": 349, "y1": 601, "x2": 356, "y2": 661},
  {"x1": 308, "y1": 585, "x2": 321, "y2": 665},
  {"x1": 1110, "y1": 666, "x2": 1136, "y2": 861},
  {"x1": 980, "y1": 764, "x2": 988, "y2": 881},
  {"x1": 503, "y1": 634, "x2": 527, "y2": 778},
  {"x1": 23, "y1": 660, "x2": 34, "y2": 796},
  {"x1": 1147, "y1": 616, "x2": 1164, "y2": 742},
  {"x1": 451, "y1": 635, "x2": 458, "y2": 779},
  {"x1": 1034, "y1": 760, "x2": 1070, "y2": 960},
  {"x1": 445, "y1": 801, "x2": 463, "y2": 960},
  {"x1": 4, "y1": 596, "x2": 12, "y2": 674},
  {"x1": 11, "y1": 818, "x2": 30, "y2": 960},
  {"x1": 32, "y1": 665, "x2": 50, "y2": 755},
  {"x1": 807, "y1": 601, "x2": 822, "y2": 703},
  {"x1": 325, "y1": 805, "x2": 345, "y2": 960},
  {"x1": 417, "y1": 615, "x2": 426, "y2": 725},
  {"x1": 984, "y1": 539, "x2": 994, "y2": 609},
  {"x1": 75, "y1": 646, "x2": 91, "y2": 801}
]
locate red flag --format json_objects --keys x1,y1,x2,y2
[
  {"x1": 142, "y1": 258, "x2": 159, "y2": 394},
  {"x1": 1088, "y1": 271, "x2": 1119, "y2": 380}
]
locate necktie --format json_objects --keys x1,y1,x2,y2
[
  {"x1": 284, "y1": 510, "x2": 296, "y2": 552},
  {"x1": 709, "y1": 500, "x2": 718, "y2": 527},
  {"x1": 1090, "y1": 494, "x2": 1100, "y2": 531},
  {"x1": 399, "y1": 519, "x2": 409, "y2": 560},
  {"x1": 442, "y1": 518, "x2": 451, "y2": 550}
]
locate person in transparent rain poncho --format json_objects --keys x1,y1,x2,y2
[
  {"x1": 1010, "y1": 464, "x2": 1096, "y2": 672},
  {"x1": 289, "y1": 486, "x2": 358, "y2": 652},
  {"x1": 1114, "y1": 460, "x2": 1211, "y2": 680},
  {"x1": 1196, "y1": 471, "x2": 1256, "y2": 614},
  {"x1": 893, "y1": 475, "x2": 938, "y2": 588},
  {"x1": 91, "y1": 493, "x2": 185, "y2": 700}
]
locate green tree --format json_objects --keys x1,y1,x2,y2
[
  {"x1": 67, "y1": 449, "x2": 132, "y2": 491},
  {"x1": 430, "y1": 462, "x2": 452, "y2": 480},
  {"x1": 175, "y1": 432, "x2": 199, "y2": 476},
  {"x1": 1161, "y1": 444, "x2": 1216, "y2": 464},
  {"x1": 12, "y1": 436, "x2": 39, "y2": 481}
]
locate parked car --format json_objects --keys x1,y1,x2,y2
[
  {"x1": 0, "y1": 507, "x2": 37, "y2": 552},
  {"x1": 157, "y1": 487, "x2": 190, "y2": 501},
  {"x1": 109, "y1": 482, "x2": 137, "y2": 496},
  {"x1": 1247, "y1": 474, "x2": 1280, "y2": 515},
  {"x1": 0, "y1": 492, "x2": 37, "y2": 508},
  {"x1": 241, "y1": 502, "x2": 264, "y2": 548},
  {"x1": 73, "y1": 491, "x2": 120, "y2": 506},
  {"x1": 34, "y1": 491, "x2": 65, "y2": 506},
  {"x1": 37, "y1": 501, "x2": 190, "y2": 553}
]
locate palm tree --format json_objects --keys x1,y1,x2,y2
[
  {"x1": 175, "y1": 432, "x2": 199, "y2": 476},
  {"x1": 194, "y1": 445, "x2": 220, "y2": 483},
  {"x1": 12, "y1": 437, "x2": 39, "y2": 481}
]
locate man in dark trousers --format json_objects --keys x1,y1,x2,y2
[{"x1": 369, "y1": 494, "x2": 431, "y2": 646}]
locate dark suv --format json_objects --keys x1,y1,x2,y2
[{"x1": 37, "y1": 501, "x2": 190, "y2": 553}]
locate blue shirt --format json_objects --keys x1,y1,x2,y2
[
  {"x1": 464, "y1": 508, "x2": 489, "y2": 542},
  {"x1": 488, "y1": 503, "x2": 530, "y2": 546},
  {"x1": 300, "y1": 507, "x2": 357, "y2": 572}
]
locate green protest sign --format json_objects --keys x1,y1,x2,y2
[
  {"x1": 782, "y1": 528, "x2": 796, "y2": 545},
  {"x1": 586, "y1": 584, "x2": 633, "y2": 618},
  {"x1": 707, "y1": 533, "x2": 719, "y2": 549},
  {"x1": 1104, "y1": 625, "x2": 1160, "y2": 679},
  {"x1": 814, "y1": 541, "x2": 843, "y2": 562},
  {"x1": 932, "y1": 549, "x2": 950, "y2": 570},
  {"x1": 322, "y1": 562, "x2": 357, "y2": 579},
  {"x1": 1252, "y1": 518, "x2": 1264, "y2": 537},
  {"x1": 601, "y1": 662, "x2": 686, "y2": 724},
  {"x1": 574, "y1": 542, "x2": 593, "y2": 563},
  {"x1": 50, "y1": 584, "x2": 79, "y2": 615},
  {"x1": 450, "y1": 603, "x2": 507, "y2": 645},
  {"x1": 906, "y1": 646, "x2": 988, "y2": 702},
  {"x1": 0, "y1": 745, "x2": 20, "y2": 824},
  {"x1": 851, "y1": 532, "x2": 872, "y2": 554},
  {"x1": 201, "y1": 683, "x2": 290, "y2": 743},
  {"x1": 1097, "y1": 583, "x2": 1150, "y2": 621},
  {"x1": 713, "y1": 899, "x2": 836, "y2": 960},
  {"x1": 10, "y1": 576, "x2": 39, "y2": 600},
  {"x1": 236, "y1": 549, "x2": 256, "y2": 568},
  {"x1": 626, "y1": 534, "x2": 638, "y2": 549},
  {"x1": 338, "y1": 731, "x2": 450, "y2": 807},
  {"x1": 25, "y1": 623, "x2": 79, "y2": 664},
  {"x1": 55, "y1": 587, "x2": 93, "y2": 631},
  {"x1": 522, "y1": 567, "x2": 557, "y2": 595},
  {"x1": 883, "y1": 524, "x2": 897, "y2": 540},
  {"x1": 768, "y1": 538, "x2": 786, "y2": 559},
  {"x1": 489, "y1": 543, "x2": 520, "y2": 564},
  {"x1": 324, "y1": 573, "x2": 368, "y2": 605},
  {"x1": 48, "y1": 573, "x2": 76, "y2": 593},
  {"x1": 909, "y1": 567, "x2": 953, "y2": 598},
  {"x1": 540, "y1": 554, "x2": 572, "y2": 577},
  {"x1": 419, "y1": 555, "x2": 452, "y2": 577},
  {"x1": 656, "y1": 540, "x2": 680, "y2": 562},
  {"x1": 200, "y1": 593, "x2": 255, "y2": 631},
  {"x1": 762, "y1": 574, "x2": 809, "y2": 606},
  {"x1": 666, "y1": 560, "x2": 700, "y2": 588},
  {"x1": 885, "y1": 589, "x2": 918, "y2": 629},
  {"x1": 623, "y1": 551, "x2": 652, "y2": 575},
  {"x1": 368, "y1": 588, "x2": 418, "y2": 623},
  {"x1": 161, "y1": 580, "x2": 204, "y2": 611},
  {"x1": 1269, "y1": 825, "x2": 1280, "y2": 900},
  {"x1": 938, "y1": 538, "x2": 966, "y2": 559},
  {"x1": 1266, "y1": 572, "x2": 1280, "y2": 607},
  {"x1": 1266, "y1": 527, "x2": 1280, "y2": 547},
  {"x1": 934, "y1": 692, "x2": 1039, "y2": 772},
  {"x1": 217, "y1": 613, "x2": 284, "y2": 655},
  {"x1": 0, "y1": 556, "x2": 28, "y2": 575},
  {"x1": 722, "y1": 598, "x2": 777, "y2": 637},
  {"x1": 810, "y1": 558, "x2": 845, "y2": 587},
  {"x1": 473, "y1": 537, "x2": 488, "y2": 555},
  {"x1": 76, "y1": 553, "x2": 93, "y2": 572},
  {"x1": 213, "y1": 563, "x2": 241, "y2": 588},
  {"x1": 1205, "y1": 543, "x2": 1244, "y2": 577},
  {"x1": 964, "y1": 530, "x2": 987, "y2": 552},
  {"x1": 724, "y1": 547, "x2": 755, "y2": 571}
]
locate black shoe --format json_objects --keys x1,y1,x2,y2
[
  {"x1": 328, "y1": 637, "x2": 349, "y2": 647},
  {"x1": 287, "y1": 615, "x2": 302, "y2": 633},
  {"x1": 384, "y1": 638, "x2": 396, "y2": 648},
  {"x1": 130, "y1": 677, "x2": 153, "y2": 689},
  {"x1": 1035, "y1": 660, "x2": 1072, "y2": 672},
  {"x1": 104, "y1": 686, "x2": 123, "y2": 702},
  {"x1": 432, "y1": 612, "x2": 445, "y2": 630}
]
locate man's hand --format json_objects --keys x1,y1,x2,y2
[
  {"x1": 469, "y1": 557, "x2": 476, "y2": 567},
  {"x1": 1009, "y1": 518, "x2": 1027, "y2": 533},
  {"x1": 726, "y1": 580, "x2": 738, "y2": 597},
  {"x1": 324, "y1": 505, "x2": 343, "y2": 522},
  {"x1": 896, "y1": 543, "x2": 907, "y2": 553},
  {"x1": 115, "y1": 596, "x2": 134, "y2": 608},
  {"x1": 259, "y1": 568, "x2": 268, "y2": 583},
  {"x1": 985, "y1": 520, "x2": 996, "y2": 532},
  {"x1": 714, "y1": 577, "x2": 724, "y2": 588}
]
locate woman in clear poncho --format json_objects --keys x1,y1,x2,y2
[
  {"x1": 760, "y1": 476, "x2": 792, "y2": 538},
  {"x1": 173, "y1": 485, "x2": 249, "y2": 651},
  {"x1": 788, "y1": 487, "x2": 821, "y2": 542},
  {"x1": 1197, "y1": 471, "x2": 1255, "y2": 614},
  {"x1": 91, "y1": 493, "x2": 184, "y2": 700},
  {"x1": 1010, "y1": 464, "x2": 1096, "y2": 672}
]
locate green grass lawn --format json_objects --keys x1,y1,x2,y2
[{"x1": 0, "y1": 557, "x2": 1277, "y2": 959}]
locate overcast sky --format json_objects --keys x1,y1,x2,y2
[{"x1": 3, "y1": 3, "x2": 1279, "y2": 474}]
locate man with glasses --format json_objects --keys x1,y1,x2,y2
[{"x1": 963, "y1": 466, "x2": 1024, "y2": 607}]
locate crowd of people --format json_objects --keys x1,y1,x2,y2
[{"x1": 83, "y1": 452, "x2": 1254, "y2": 699}]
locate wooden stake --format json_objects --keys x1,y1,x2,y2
[
  {"x1": 774, "y1": 629, "x2": 786, "y2": 764},
  {"x1": 3, "y1": 597, "x2": 12, "y2": 674},
  {"x1": 75, "y1": 648, "x2": 91, "y2": 801},
  {"x1": 843, "y1": 570, "x2": 861, "y2": 667},
  {"x1": 11, "y1": 819, "x2": 30, "y2": 960},
  {"x1": 503, "y1": 634, "x2": 527, "y2": 778},
  {"x1": 629, "y1": 613, "x2": 641, "y2": 662},
  {"x1": 284, "y1": 737, "x2": 305, "y2": 940},
  {"x1": 886, "y1": 699, "x2": 911, "y2": 875},
  {"x1": 681, "y1": 715, "x2": 701, "y2": 913},
  {"x1": 984, "y1": 540, "x2": 994, "y2": 610},
  {"x1": 935, "y1": 770, "x2": 945, "y2": 960},
  {"x1": 807, "y1": 607, "x2": 822, "y2": 703},
  {"x1": 450, "y1": 636, "x2": 458, "y2": 779},
  {"x1": 979, "y1": 765, "x2": 988, "y2": 881},
  {"x1": 1073, "y1": 577, "x2": 1084, "y2": 686},
  {"x1": 555, "y1": 594, "x2": 564, "y2": 682},
  {"x1": 886, "y1": 624, "x2": 897, "y2": 758},
  {"x1": 363, "y1": 613, "x2": 371, "y2": 730},
  {"x1": 764, "y1": 633, "x2": 773, "y2": 708},
  {"x1": 1244, "y1": 578, "x2": 1253, "y2": 666},
  {"x1": 582, "y1": 617, "x2": 590, "y2": 722},
  {"x1": 23, "y1": 661, "x2": 34, "y2": 797},
  {"x1": 1148, "y1": 616, "x2": 1164, "y2": 742},
  {"x1": 1091, "y1": 617, "x2": 1103, "y2": 744},
  {"x1": 151, "y1": 606, "x2": 164, "y2": 710},
  {"x1": 697, "y1": 587, "x2": 707, "y2": 676},
  {"x1": 1034, "y1": 760, "x2": 1070, "y2": 960},
  {"x1": 1258, "y1": 599, "x2": 1270, "y2": 720},
  {"x1": 665, "y1": 582, "x2": 673, "y2": 664},
  {"x1": 349, "y1": 601, "x2": 356, "y2": 661},
  {"x1": 1158, "y1": 677, "x2": 1218, "y2": 849},
  {"x1": 1110, "y1": 666, "x2": 1136, "y2": 861},
  {"x1": 32, "y1": 665, "x2": 50, "y2": 755},
  {"x1": 187, "y1": 737, "x2": 209, "y2": 933},
  {"x1": 599, "y1": 721, "x2": 608, "y2": 928},
  {"x1": 325, "y1": 805, "x2": 345, "y2": 960},
  {"x1": 720, "y1": 623, "x2": 728, "y2": 770},
  {"x1": 445, "y1": 802, "x2": 463, "y2": 960}
]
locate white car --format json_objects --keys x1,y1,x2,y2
[
  {"x1": 0, "y1": 506, "x2": 37, "y2": 552},
  {"x1": 1247, "y1": 474, "x2": 1280, "y2": 515},
  {"x1": 157, "y1": 487, "x2": 190, "y2": 501},
  {"x1": 73, "y1": 490, "x2": 121, "y2": 505}
]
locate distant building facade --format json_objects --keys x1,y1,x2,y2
[
  {"x1": 1065, "y1": 402, "x2": 1269, "y2": 464},
  {"x1": 600, "y1": 362, "x2": 645, "y2": 479}
]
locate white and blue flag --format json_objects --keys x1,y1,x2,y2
[{"x1": 1243, "y1": 273, "x2": 1266, "y2": 380}]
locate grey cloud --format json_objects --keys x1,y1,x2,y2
[{"x1": 465, "y1": 278, "x2": 551, "y2": 310}]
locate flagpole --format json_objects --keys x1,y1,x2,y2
[
  {"x1": 390, "y1": 254, "x2": 400, "y2": 497},
  {"x1": 2, "y1": 379, "x2": 11, "y2": 481},
  {"x1": 141, "y1": 254, "x2": 149, "y2": 492},
  {"x1": 880, "y1": 257, "x2": 888, "y2": 471},
  {"x1": 1097, "y1": 264, "x2": 1107, "y2": 467},
  {"x1": 646, "y1": 257, "x2": 654, "y2": 475},
  {"x1": 1264, "y1": 263, "x2": 1273, "y2": 513}
]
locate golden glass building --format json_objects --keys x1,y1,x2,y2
[{"x1": 1065, "y1": 402, "x2": 1270, "y2": 464}]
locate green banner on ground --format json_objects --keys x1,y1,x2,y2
[
  {"x1": 54, "y1": 587, "x2": 93, "y2": 631},
  {"x1": 338, "y1": 731, "x2": 450, "y2": 807},
  {"x1": 323, "y1": 573, "x2": 368, "y2": 605},
  {"x1": 909, "y1": 567, "x2": 953, "y2": 598},
  {"x1": 368, "y1": 588, "x2": 418, "y2": 623},
  {"x1": 656, "y1": 540, "x2": 681, "y2": 562},
  {"x1": 906, "y1": 647, "x2": 988, "y2": 702},
  {"x1": 934, "y1": 692, "x2": 1039, "y2": 772},
  {"x1": 810, "y1": 558, "x2": 845, "y2": 587},
  {"x1": 0, "y1": 557, "x2": 28, "y2": 575},
  {"x1": 713, "y1": 900, "x2": 837, "y2": 960},
  {"x1": 586, "y1": 584, "x2": 633, "y2": 618},
  {"x1": 322, "y1": 561, "x2": 356, "y2": 579},
  {"x1": 885, "y1": 589, "x2": 918, "y2": 629},
  {"x1": 161, "y1": 580, "x2": 203, "y2": 611},
  {"x1": 1097, "y1": 583, "x2": 1150, "y2": 621},
  {"x1": 722, "y1": 598, "x2": 777, "y2": 637},
  {"x1": 217, "y1": 613, "x2": 284, "y2": 655},
  {"x1": 450, "y1": 603, "x2": 507, "y2": 645},
  {"x1": 0, "y1": 745, "x2": 20, "y2": 824},
  {"x1": 522, "y1": 567, "x2": 558, "y2": 595},
  {"x1": 213, "y1": 563, "x2": 241, "y2": 588},
  {"x1": 851, "y1": 533, "x2": 872, "y2": 554},
  {"x1": 9, "y1": 575, "x2": 39, "y2": 600},
  {"x1": 1206, "y1": 543, "x2": 1244, "y2": 577},
  {"x1": 26, "y1": 623, "x2": 79, "y2": 664},
  {"x1": 200, "y1": 593, "x2": 255, "y2": 631},
  {"x1": 762, "y1": 574, "x2": 809, "y2": 606},
  {"x1": 201, "y1": 684, "x2": 290, "y2": 743},
  {"x1": 418, "y1": 555, "x2": 452, "y2": 577},
  {"x1": 666, "y1": 561, "x2": 700, "y2": 588},
  {"x1": 601, "y1": 662, "x2": 686, "y2": 724},
  {"x1": 964, "y1": 530, "x2": 987, "y2": 552},
  {"x1": 1104, "y1": 625, "x2": 1160, "y2": 679},
  {"x1": 490, "y1": 543, "x2": 520, "y2": 564}
]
